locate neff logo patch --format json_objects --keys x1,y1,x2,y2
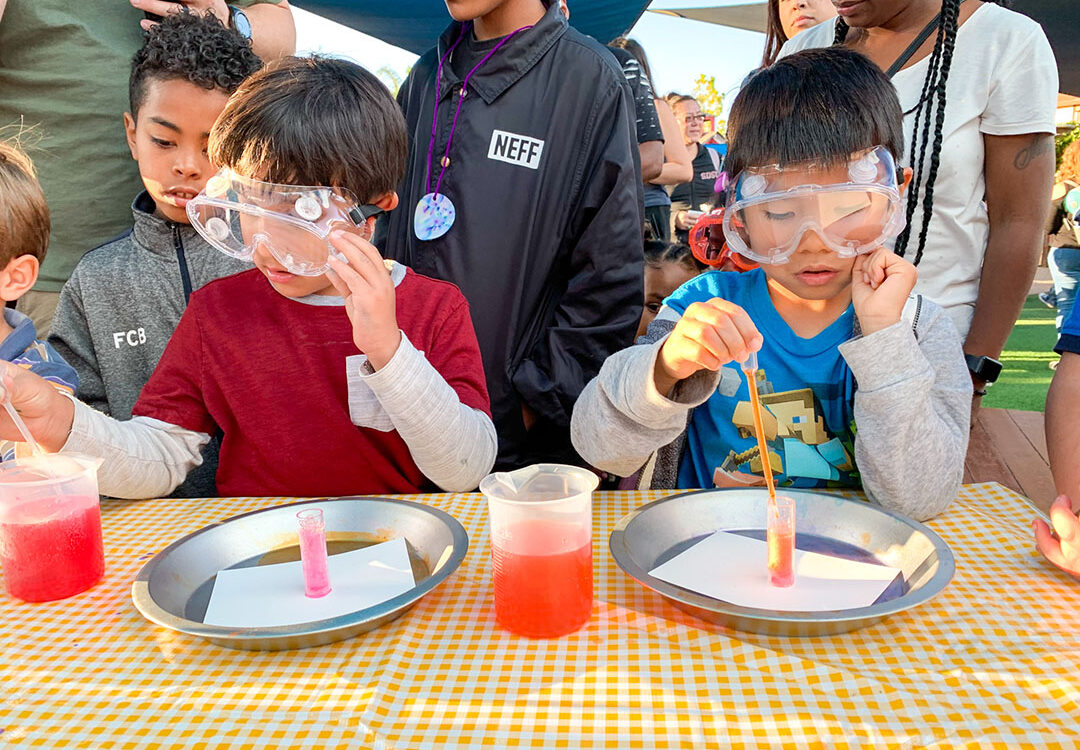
[{"x1": 487, "y1": 130, "x2": 544, "y2": 169}]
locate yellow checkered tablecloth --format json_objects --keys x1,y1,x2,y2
[{"x1": 1, "y1": 484, "x2": 1078, "y2": 748}]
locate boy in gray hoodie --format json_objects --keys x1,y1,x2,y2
[
  {"x1": 571, "y1": 49, "x2": 972, "y2": 521},
  {"x1": 48, "y1": 12, "x2": 262, "y2": 496}
]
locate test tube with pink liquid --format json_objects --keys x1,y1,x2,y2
[
  {"x1": 297, "y1": 508, "x2": 331, "y2": 598},
  {"x1": 768, "y1": 496, "x2": 795, "y2": 587}
]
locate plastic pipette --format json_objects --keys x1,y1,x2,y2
[
  {"x1": 740, "y1": 351, "x2": 776, "y2": 502},
  {"x1": 2, "y1": 398, "x2": 44, "y2": 457}
]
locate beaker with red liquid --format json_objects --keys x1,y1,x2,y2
[
  {"x1": 480, "y1": 464, "x2": 598, "y2": 638},
  {"x1": 0, "y1": 454, "x2": 105, "y2": 602}
]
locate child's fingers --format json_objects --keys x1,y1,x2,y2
[
  {"x1": 323, "y1": 266, "x2": 352, "y2": 298},
  {"x1": 1034, "y1": 518, "x2": 1067, "y2": 568},
  {"x1": 326, "y1": 255, "x2": 372, "y2": 298},
  {"x1": 693, "y1": 300, "x2": 762, "y2": 355},
  {"x1": 330, "y1": 230, "x2": 387, "y2": 285}
]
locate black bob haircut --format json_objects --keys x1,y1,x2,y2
[
  {"x1": 209, "y1": 56, "x2": 408, "y2": 204},
  {"x1": 724, "y1": 47, "x2": 904, "y2": 180},
  {"x1": 129, "y1": 11, "x2": 262, "y2": 118}
]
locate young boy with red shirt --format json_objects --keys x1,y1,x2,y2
[{"x1": 0, "y1": 57, "x2": 496, "y2": 498}]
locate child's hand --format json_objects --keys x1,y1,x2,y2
[
  {"x1": 1034, "y1": 495, "x2": 1080, "y2": 579},
  {"x1": 326, "y1": 230, "x2": 401, "y2": 371},
  {"x1": 851, "y1": 248, "x2": 918, "y2": 336},
  {"x1": 655, "y1": 299, "x2": 762, "y2": 395},
  {"x1": 0, "y1": 362, "x2": 75, "y2": 452}
]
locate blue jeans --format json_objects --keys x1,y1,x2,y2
[{"x1": 1049, "y1": 246, "x2": 1080, "y2": 332}]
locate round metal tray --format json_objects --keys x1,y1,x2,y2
[
  {"x1": 609, "y1": 488, "x2": 954, "y2": 636},
  {"x1": 132, "y1": 496, "x2": 468, "y2": 651}
]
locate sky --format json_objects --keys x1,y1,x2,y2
[{"x1": 292, "y1": 0, "x2": 768, "y2": 120}]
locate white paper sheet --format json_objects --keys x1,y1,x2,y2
[
  {"x1": 203, "y1": 537, "x2": 416, "y2": 627},
  {"x1": 648, "y1": 531, "x2": 900, "y2": 612}
]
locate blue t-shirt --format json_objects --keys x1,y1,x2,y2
[
  {"x1": 1056, "y1": 297, "x2": 1080, "y2": 356},
  {"x1": 664, "y1": 269, "x2": 860, "y2": 490}
]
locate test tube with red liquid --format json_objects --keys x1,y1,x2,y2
[
  {"x1": 297, "y1": 508, "x2": 331, "y2": 598},
  {"x1": 768, "y1": 496, "x2": 795, "y2": 587}
]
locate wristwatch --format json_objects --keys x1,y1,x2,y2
[
  {"x1": 229, "y1": 5, "x2": 252, "y2": 39},
  {"x1": 965, "y1": 354, "x2": 1002, "y2": 396}
]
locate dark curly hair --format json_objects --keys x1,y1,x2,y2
[{"x1": 129, "y1": 10, "x2": 262, "y2": 118}]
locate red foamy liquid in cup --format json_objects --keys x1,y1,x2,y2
[
  {"x1": 0, "y1": 495, "x2": 104, "y2": 602},
  {"x1": 491, "y1": 520, "x2": 592, "y2": 638},
  {"x1": 768, "y1": 528, "x2": 795, "y2": 587}
]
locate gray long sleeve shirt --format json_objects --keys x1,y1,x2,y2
[{"x1": 571, "y1": 295, "x2": 972, "y2": 521}]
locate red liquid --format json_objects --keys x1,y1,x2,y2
[
  {"x1": 0, "y1": 495, "x2": 104, "y2": 602},
  {"x1": 491, "y1": 521, "x2": 592, "y2": 638},
  {"x1": 769, "y1": 528, "x2": 795, "y2": 587}
]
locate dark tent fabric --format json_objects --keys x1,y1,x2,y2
[
  {"x1": 1015, "y1": 0, "x2": 1079, "y2": 96},
  {"x1": 291, "y1": 0, "x2": 651, "y2": 55}
]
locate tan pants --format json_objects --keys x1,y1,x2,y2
[{"x1": 15, "y1": 290, "x2": 61, "y2": 337}]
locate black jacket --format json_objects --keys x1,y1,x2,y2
[{"x1": 378, "y1": 3, "x2": 644, "y2": 469}]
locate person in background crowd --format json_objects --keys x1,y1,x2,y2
[
  {"x1": 378, "y1": 0, "x2": 643, "y2": 471},
  {"x1": 669, "y1": 95, "x2": 722, "y2": 243},
  {"x1": 637, "y1": 241, "x2": 701, "y2": 339},
  {"x1": 560, "y1": 2, "x2": 662, "y2": 182},
  {"x1": 1042, "y1": 140, "x2": 1080, "y2": 337},
  {"x1": 610, "y1": 38, "x2": 693, "y2": 243},
  {"x1": 1035, "y1": 301, "x2": 1080, "y2": 578},
  {"x1": 761, "y1": 0, "x2": 837, "y2": 67},
  {"x1": 780, "y1": 0, "x2": 1057, "y2": 411},
  {"x1": 0, "y1": 0, "x2": 295, "y2": 334}
]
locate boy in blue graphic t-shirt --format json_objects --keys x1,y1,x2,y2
[{"x1": 571, "y1": 48, "x2": 973, "y2": 521}]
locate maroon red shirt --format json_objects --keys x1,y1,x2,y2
[{"x1": 133, "y1": 268, "x2": 489, "y2": 497}]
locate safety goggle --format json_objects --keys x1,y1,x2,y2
[
  {"x1": 186, "y1": 169, "x2": 382, "y2": 277},
  {"x1": 688, "y1": 207, "x2": 757, "y2": 272},
  {"x1": 721, "y1": 146, "x2": 906, "y2": 265}
]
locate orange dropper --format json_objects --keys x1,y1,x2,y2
[{"x1": 740, "y1": 351, "x2": 776, "y2": 502}]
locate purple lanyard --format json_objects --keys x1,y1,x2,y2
[{"x1": 423, "y1": 22, "x2": 534, "y2": 197}]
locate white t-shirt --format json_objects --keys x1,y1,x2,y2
[{"x1": 779, "y1": 4, "x2": 1058, "y2": 336}]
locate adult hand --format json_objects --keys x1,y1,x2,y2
[
  {"x1": 1034, "y1": 495, "x2": 1080, "y2": 579},
  {"x1": 131, "y1": 0, "x2": 230, "y2": 30},
  {"x1": 655, "y1": 298, "x2": 762, "y2": 395},
  {"x1": 0, "y1": 362, "x2": 76, "y2": 453},
  {"x1": 851, "y1": 248, "x2": 918, "y2": 336},
  {"x1": 326, "y1": 230, "x2": 401, "y2": 371}
]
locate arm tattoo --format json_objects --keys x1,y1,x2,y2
[{"x1": 1013, "y1": 134, "x2": 1053, "y2": 171}]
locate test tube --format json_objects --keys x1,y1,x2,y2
[
  {"x1": 297, "y1": 508, "x2": 331, "y2": 598},
  {"x1": 767, "y1": 496, "x2": 795, "y2": 588}
]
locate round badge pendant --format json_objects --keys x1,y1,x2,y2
[{"x1": 413, "y1": 192, "x2": 456, "y2": 241}]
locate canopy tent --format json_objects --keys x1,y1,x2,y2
[
  {"x1": 649, "y1": 0, "x2": 1080, "y2": 96},
  {"x1": 289, "y1": 0, "x2": 651, "y2": 55}
]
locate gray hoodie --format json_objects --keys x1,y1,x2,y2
[{"x1": 49, "y1": 192, "x2": 250, "y2": 497}]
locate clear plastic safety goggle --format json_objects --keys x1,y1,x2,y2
[
  {"x1": 186, "y1": 169, "x2": 382, "y2": 277},
  {"x1": 721, "y1": 146, "x2": 906, "y2": 265}
]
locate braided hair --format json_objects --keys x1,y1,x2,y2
[{"x1": 832, "y1": 0, "x2": 1009, "y2": 265}]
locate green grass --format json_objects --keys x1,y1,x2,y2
[{"x1": 982, "y1": 294, "x2": 1059, "y2": 412}]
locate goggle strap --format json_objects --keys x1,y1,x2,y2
[{"x1": 349, "y1": 204, "x2": 384, "y2": 225}]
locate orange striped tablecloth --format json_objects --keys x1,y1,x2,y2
[{"x1": 1, "y1": 483, "x2": 1078, "y2": 748}]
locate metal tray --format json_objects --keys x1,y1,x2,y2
[
  {"x1": 609, "y1": 488, "x2": 954, "y2": 637},
  {"x1": 132, "y1": 496, "x2": 468, "y2": 651}
]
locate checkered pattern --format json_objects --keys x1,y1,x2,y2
[{"x1": 2, "y1": 484, "x2": 1079, "y2": 748}]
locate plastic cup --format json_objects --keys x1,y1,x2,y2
[
  {"x1": 296, "y1": 508, "x2": 331, "y2": 598},
  {"x1": 768, "y1": 496, "x2": 796, "y2": 588},
  {"x1": 480, "y1": 464, "x2": 598, "y2": 638},
  {"x1": 0, "y1": 454, "x2": 105, "y2": 602}
]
